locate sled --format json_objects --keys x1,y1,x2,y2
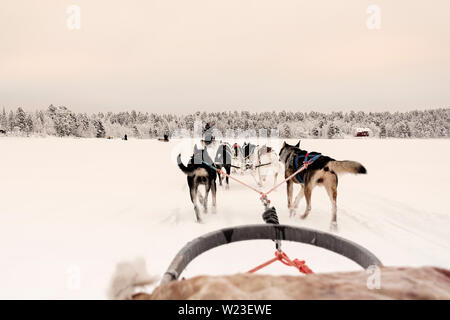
[{"x1": 161, "y1": 224, "x2": 382, "y2": 284}]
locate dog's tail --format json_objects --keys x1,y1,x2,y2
[
  {"x1": 177, "y1": 154, "x2": 194, "y2": 175},
  {"x1": 327, "y1": 160, "x2": 367, "y2": 175},
  {"x1": 107, "y1": 257, "x2": 158, "y2": 300}
]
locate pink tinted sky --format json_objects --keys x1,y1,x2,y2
[{"x1": 0, "y1": 0, "x2": 449, "y2": 113}]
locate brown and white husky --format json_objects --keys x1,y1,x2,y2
[
  {"x1": 177, "y1": 145, "x2": 217, "y2": 222},
  {"x1": 279, "y1": 141, "x2": 367, "y2": 230}
]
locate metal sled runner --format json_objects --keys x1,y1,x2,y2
[{"x1": 161, "y1": 224, "x2": 383, "y2": 284}]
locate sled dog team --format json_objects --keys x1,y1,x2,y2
[{"x1": 177, "y1": 140, "x2": 366, "y2": 229}]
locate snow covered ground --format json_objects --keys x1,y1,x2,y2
[{"x1": 0, "y1": 137, "x2": 449, "y2": 299}]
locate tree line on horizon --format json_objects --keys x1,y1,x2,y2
[{"x1": 0, "y1": 105, "x2": 448, "y2": 139}]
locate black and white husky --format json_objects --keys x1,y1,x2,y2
[
  {"x1": 214, "y1": 142, "x2": 232, "y2": 189},
  {"x1": 242, "y1": 142, "x2": 257, "y2": 170},
  {"x1": 177, "y1": 145, "x2": 217, "y2": 222},
  {"x1": 279, "y1": 141, "x2": 367, "y2": 230}
]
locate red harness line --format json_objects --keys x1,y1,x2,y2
[
  {"x1": 247, "y1": 250, "x2": 314, "y2": 275},
  {"x1": 264, "y1": 159, "x2": 312, "y2": 197},
  {"x1": 217, "y1": 169, "x2": 264, "y2": 195},
  {"x1": 203, "y1": 159, "x2": 315, "y2": 274},
  {"x1": 213, "y1": 160, "x2": 313, "y2": 205}
]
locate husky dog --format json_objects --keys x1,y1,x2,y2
[
  {"x1": 242, "y1": 142, "x2": 256, "y2": 170},
  {"x1": 177, "y1": 145, "x2": 217, "y2": 222},
  {"x1": 231, "y1": 143, "x2": 244, "y2": 174},
  {"x1": 256, "y1": 145, "x2": 283, "y2": 187},
  {"x1": 279, "y1": 141, "x2": 367, "y2": 230},
  {"x1": 214, "y1": 143, "x2": 232, "y2": 189},
  {"x1": 232, "y1": 143, "x2": 241, "y2": 158}
]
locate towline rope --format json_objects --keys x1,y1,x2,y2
[
  {"x1": 202, "y1": 153, "x2": 321, "y2": 208},
  {"x1": 201, "y1": 155, "x2": 320, "y2": 271},
  {"x1": 247, "y1": 250, "x2": 314, "y2": 275}
]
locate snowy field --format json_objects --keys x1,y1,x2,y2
[{"x1": 0, "y1": 137, "x2": 449, "y2": 299}]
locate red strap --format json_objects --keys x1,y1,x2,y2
[{"x1": 247, "y1": 251, "x2": 314, "y2": 275}]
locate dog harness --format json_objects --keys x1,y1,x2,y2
[{"x1": 294, "y1": 152, "x2": 322, "y2": 184}]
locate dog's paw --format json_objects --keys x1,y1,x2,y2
[
  {"x1": 211, "y1": 207, "x2": 217, "y2": 214},
  {"x1": 225, "y1": 185, "x2": 230, "y2": 190},
  {"x1": 289, "y1": 209, "x2": 296, "y2": 218},
  {"x1": 195, "y1": 217, "x2": 203, "y2": 223},
  {"x1": 329, "y1": 222, "x2": 338, "y2": 232}
]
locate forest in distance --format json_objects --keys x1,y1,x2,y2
[{"x1": 0, "y1": 106, "x2": 448, "y2": 139}]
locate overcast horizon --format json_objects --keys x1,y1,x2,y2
[{"x1": 1, "y1": 1, "x2": 450, "y2": 114}]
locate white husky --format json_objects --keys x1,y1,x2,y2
[{"x1": 255, "y1": 145, "x2": 283, "y2": 187}]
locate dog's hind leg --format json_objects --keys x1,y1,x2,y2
[
  {"x1": 211, "y1": 180, "x2": 217, "y2": 214},
  {"x1": 286, "y1": 180, "x2": 294, "y2": 217},
  {"x1": 250, "y1": 169, "x2": 261, "y2": 187},
  {"x1": 257, "y1": 157, "x2": 263, "y2": 187},
  {"x1": 300, "y1": 184, "x2": 312, "y2": 220},
  {"x1": 217, "y1": 168, "x2": 223, "y2": 186},
  {"x1": 203, "y1": 182, "x2": 211, "y2": 213},
  {"x1": 225, "y1": 165, "x2": 231, "y2": 190},
  {"x1": 189, "y1": 179, "x2": 201, "y2": 222},
  {"x1": 324, "y1": 174, "x2": 338, "y2": 231},
  {"x1": 197, "y1": 190, "x2": 204, "y2": 207},
  {"x1": 273, "y1": 171, "x2": 278, "y2": 187},
  {"x1": 292, "y1": 186, "x2": 305, "y2": 216}
]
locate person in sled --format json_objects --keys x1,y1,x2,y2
[{"x1": 203, "y1": 122, "x2": 215, "y2": 145}]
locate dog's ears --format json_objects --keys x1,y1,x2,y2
[
  {"x1": 194, "y1": 144, "x2": 199, "y2": 152},
  {"x1": 282, "y1": 141, "x2": 286, "y2": 148},
  {"x1": 295, "y1": 140, "x2": 301, "y2": 148}
]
